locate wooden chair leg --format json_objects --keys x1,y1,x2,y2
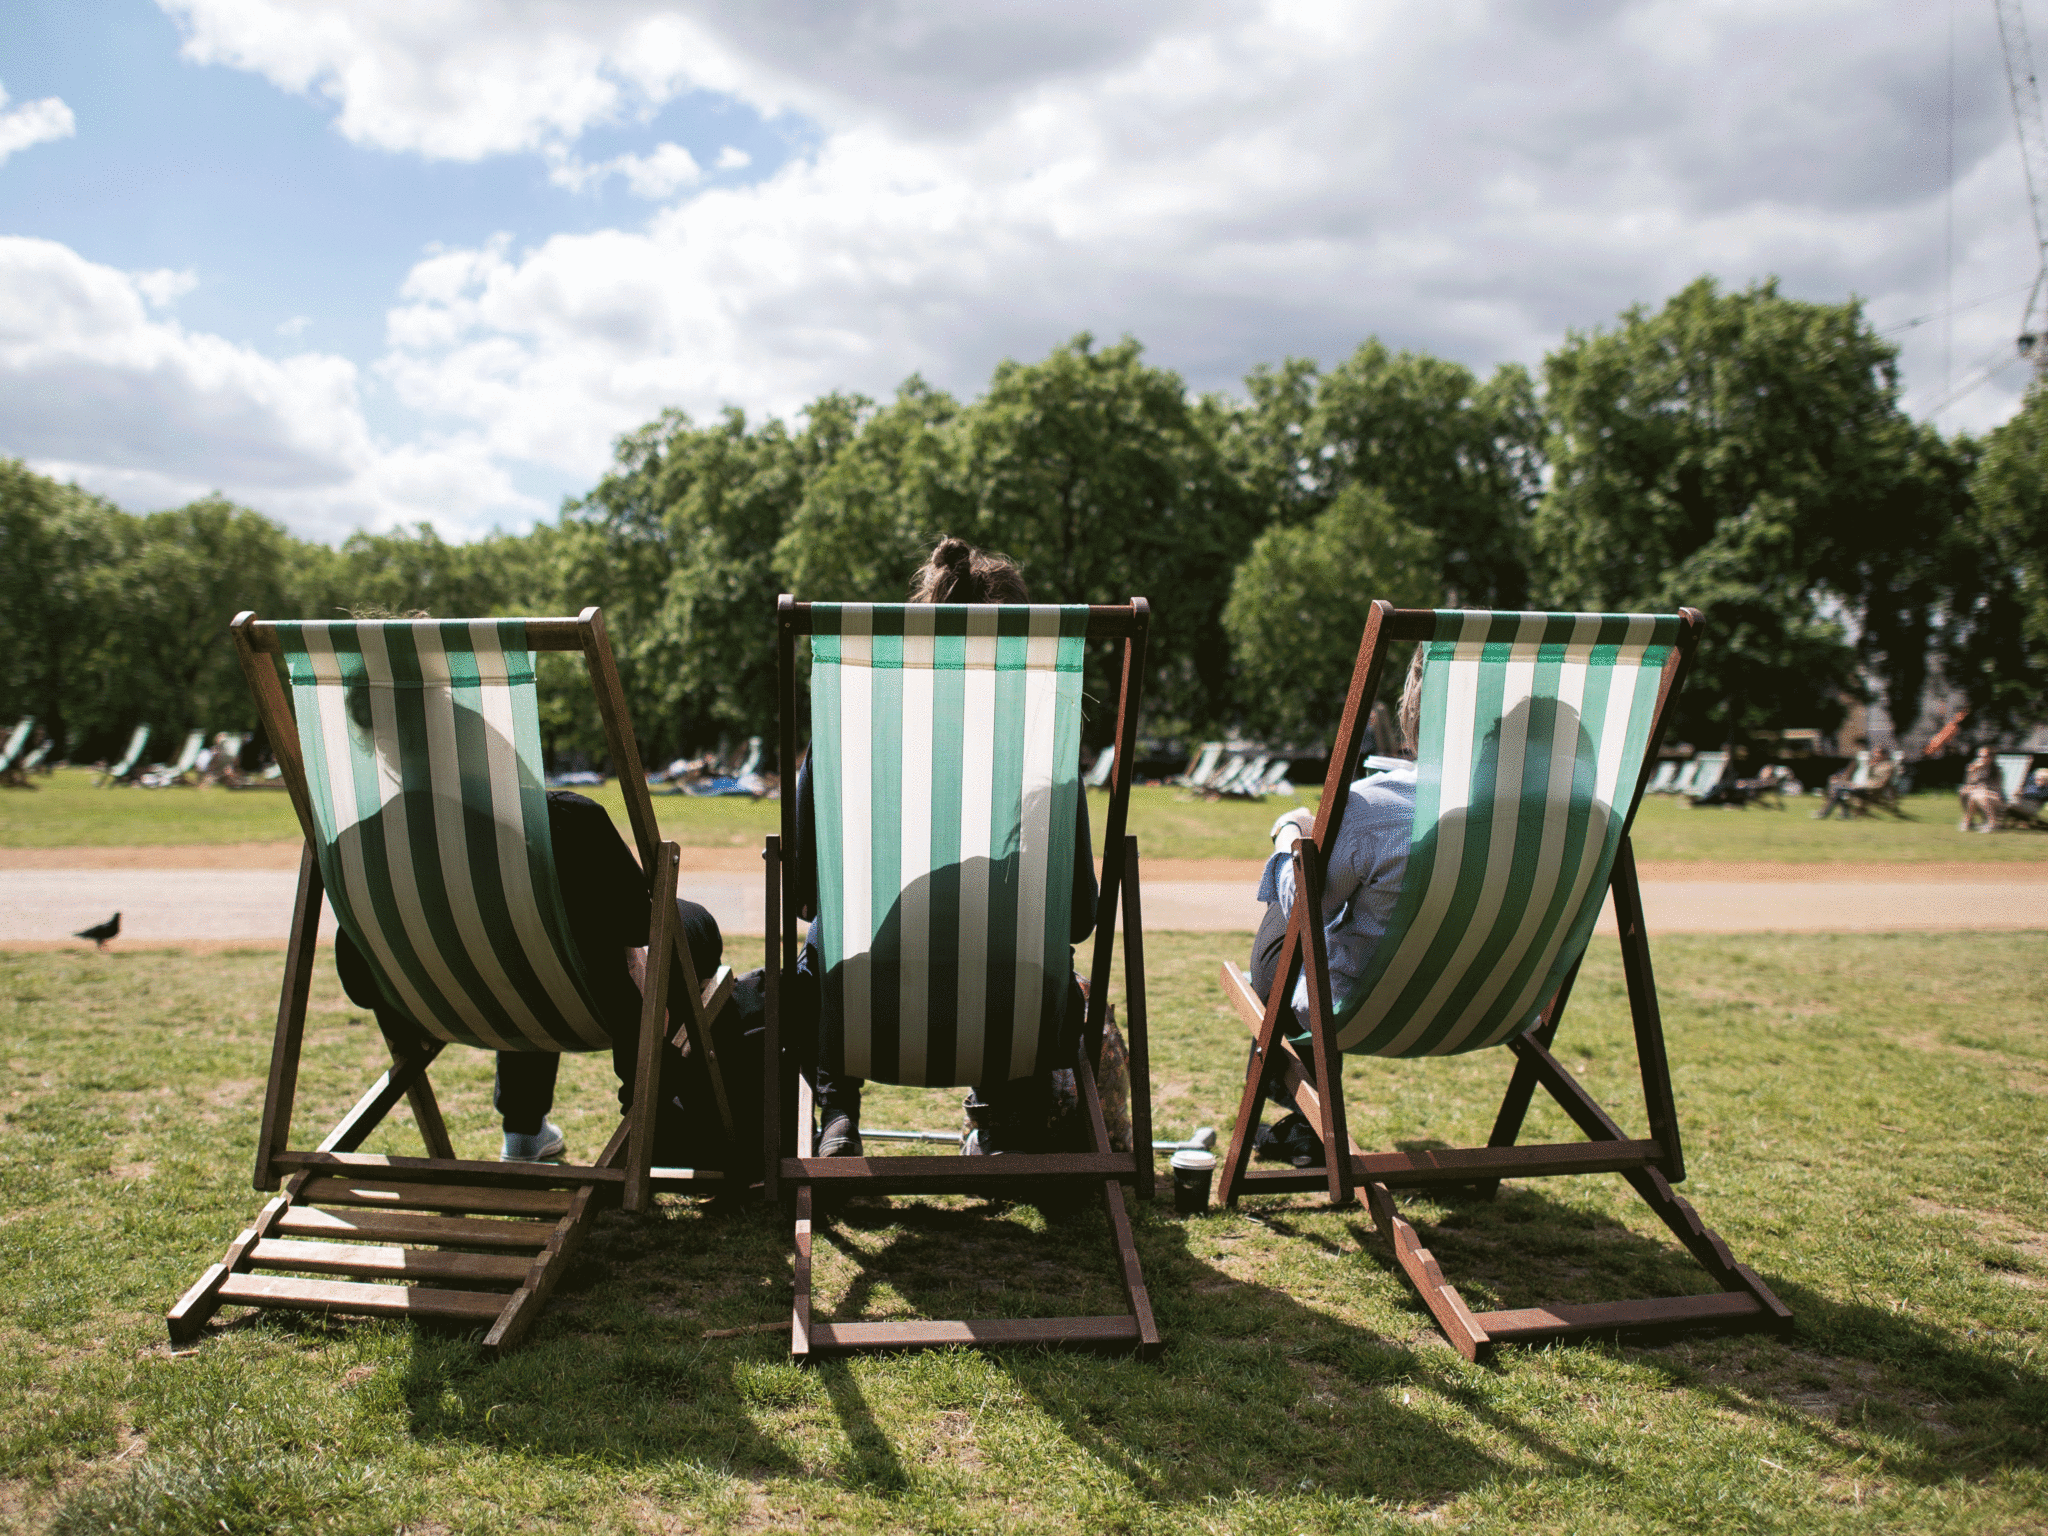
[
  {"x1": 1119, "y1": 837, "x2": 1154, "y2": 1204},
  {"x1": 253, "y1": 847, "x2": 322, "y2": 1191},
  {"x1": 1363, "y1": 1181, "x2": 1491, "y2": 1361},
  {"x1": 1075, "y1": 1043, "x2": 1161, "y2": 1358},
  {"x1": 791, "y1": 1185, "x2": 816, "y2": 1364}
]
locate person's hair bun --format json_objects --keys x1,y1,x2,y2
[{"x1": 932, "y1": 536, "x2": 973, "y2": 571}]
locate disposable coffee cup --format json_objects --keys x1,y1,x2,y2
[{"x1": 1170, "y1": 1149, "x2": 1216, "y2": 1215}]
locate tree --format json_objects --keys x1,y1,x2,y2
[
  {"x1": 0, "y1": 460, "x2": 130, "y2": 755},
  {"x1": 1222, "y1": 487, "x2": 1440, "y2": 744},
  {"x1": 944, "y1": 334, "x2": 1265, "y2": 740},
  {"x1": 1308, "y1": 342, "x2": 1542, "y2": 607},
  {"x1": 773, "y1": 381, "x2": 964, "y2": 602},
  {"x1": 1535, "y1": 277, "x2": 1916, "y2": 746},
  {"x1": 1956, "y1": 386, "x2": 2048, "y2": 733}
]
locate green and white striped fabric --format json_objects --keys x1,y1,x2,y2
[
  {"x1": 276, "y1": 620, "x2": 615, "y2": 1053},
  {"x1": 810, "y1": 603, "x2": 1088, "y2": 1087},
  {"x1": 1334, "y1": 609, "x2": 1680, "y2": 1058},
  {"x1": 0, "y1": 718, "x2": 31, "y2": 773},
  {"x1": 107, "y1": 725, "x2": 151, "y2": 779}
]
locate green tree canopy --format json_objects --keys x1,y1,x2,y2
[
  {"x1": 1536, "y1": 276, "x2": 1921, "y2": 745},
  {"x1": 1222, "y1": 486, "x2": 1439, "y2": 745}
]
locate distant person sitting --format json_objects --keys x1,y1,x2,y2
[
  {"x1": 1243, "y1": 648, "x2": 1423, "y2": 1167},
  {"x1": 1848, "y1": 745, "x2": 1900, "y2": 816},
  {"x1": 1959, "y1": 745, "x2": 2006, "y2": 833}
]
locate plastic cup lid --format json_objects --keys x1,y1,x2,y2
[{"x1": 1170, "y1": 1149, "x2": 1217, "y2": 1171}]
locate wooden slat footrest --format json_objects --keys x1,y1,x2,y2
[
  {"x1": 215, "y1": 1272, "x2": 508, "y2": 1323},
  {"x1": 1236, "y1": 1140, "x2": 1664, "y2": 1196},
  {"x1": 786, "y1": 1152, "x2": 1137, "y2": 1193},
  {"x1": 808, "y1": 1316, "x2": 1141, "y2": 1354},
  {"x1": 274, "y1": 1150, "x2": 625, "y2": 1190},
  {"x1": 1474, "y1": 1291, "x2": 1772, "y2": 1345},
  {"x1": 298, "y1": 1175, "x2": 575, "y2": 1218},
  {"x1": 249, "y1": 1238, "x2": 532, "y2": 1284},
  {"x1": 1362, "y1": 1139, "x2": 1664, "y2": 1186},
  {"x1": 276, "y1": 1205, "x2": 557, "y2": 1249}
]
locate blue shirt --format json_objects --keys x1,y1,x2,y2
[{"x1": 1257, "y1": 764, "x2": 1417, "y2": 1029}]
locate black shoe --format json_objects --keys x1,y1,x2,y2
[
  {"x1": 818, "y1": 1113, "x2": 863, "y2": 1157},
  {"x1": 1254, "y1": 1111, "x2": 1323, "y2": 1169}
]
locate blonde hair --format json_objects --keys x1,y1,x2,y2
[{"x1": 1398, "y1": 646, "x2": 1425, "y2": 756}]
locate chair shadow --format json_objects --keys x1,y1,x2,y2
[
  {"x1": 1244, "y1": 1173, "x2": 2048, "y2": 1490},
  {"x1": 299, "y1": 1165, "x2": 2042, "y2": 1509}
]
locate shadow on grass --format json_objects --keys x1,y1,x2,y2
[{"x1": 1252, "y1": 1174, "x2": 2048, "y2": 1486}]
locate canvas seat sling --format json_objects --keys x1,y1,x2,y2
[
  {"x1": 765, "y1": 598, "x2": 1161, "y2": 1362},
  {"x1": 1218, "y1": 604, "x2": 1791, "y2": 1360},
  {"x1": 169, "y1": 609, "x2": 734, "y2": 1356}
]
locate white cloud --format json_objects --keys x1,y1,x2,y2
[
  {"x1": 131, "y1": 267, "x2": 199, "y2": 308},
  {"x1": 0, "y1": 238, "x2": 540, "y2": 536},
  {"x1": 548, "y1": 140, "x2": 701, "y2": 198},
  {"x1": 276, "y1": 314, "x2": 312, "y2": 337},
  {"x1": 715, "y1": 144, "x2": 750, "y2": 171},
  {"x1": 0, "y1": 84, "x2": 76, "y2": 166},
  {"x1": 79, "y1": 0, "x2": 2048, "y2": 538}
]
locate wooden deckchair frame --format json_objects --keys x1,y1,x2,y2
[
  {"x1": 169, "y1": 607, "x2": 735, "y2": 1356},
  {"x1": 765, "y1": 596, "x2": 1161, "y2": 1363},
  {"x1": 1216, "y1": 602, "x2": 1791, "y2": 1361}
]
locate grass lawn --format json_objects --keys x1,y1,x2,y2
[
  {"x1": 8, "y1": 768, "x2": 2048, "y2": 866},
  {"x1": 3, "y1": 931, "x2": 2042, "y2": 1533}
]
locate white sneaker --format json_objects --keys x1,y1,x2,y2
[{"x1": 501, "y1": 1119, "x2": 567, "y2": 1162}]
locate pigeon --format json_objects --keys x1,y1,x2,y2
[{"x1": 74, "y1": 912, "x2": 120, "y2": 951}]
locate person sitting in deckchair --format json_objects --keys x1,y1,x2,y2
[
  {"x1": 1244, "y1": 647, "x2": 1423, "y2": 1167},
  {"x1": 329, "y1": 607, "x2": 736, "y2": 1164},
  {"x1": 1959, "y1": 745, "x2": 2006, "y2": 833},
  {"x1": 333, "y1": 788, "x2": 730, "y2": 1161},
  {"x1": 793, "y1": 537, "x2": 1099, "y2": 1158}
]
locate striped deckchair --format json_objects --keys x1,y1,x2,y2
[
  {"x1": 767, "y1": 596, "x2": 1160, "y2": 1362},
  {"x1": 0, "y1": 717, "x2": 33, "y2": 787},
  {"x1": 1685, "y1": 750, "x2": 1729, "y2": 800},
  {"x1": 1216, "y1": 605, "x2": 1790, "y2": 1360},
  {"x1": 1084, "y1": 741, "x2": 1116, "y2": 789},
  {"x1": 97, "y1": 724, "x2": 151, "y2": 786},
  {"x1": 141, "y1": 728, "x2": 206, "y2": 787},
  {"x1": 1996, "y1": 752, "x2": 2035, "y2": 802},
  {"x1": 0, "y1": 717, "x2": 31, "y2": 773},
  {"x1": 1175, "y1": 740, "x2": 1223, "y2": 790},
  {"x1": 170, "y1": 609, "x2": 734, "y2": 1357},
  {"x1": 1644, "y1": 759, "x2": 1678, "y2": 793}
]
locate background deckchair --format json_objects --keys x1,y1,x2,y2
[
  {"x1": 1644, "y1": 759, "x2": 1679, "y2": 793},
  {"x1": 97, "y1": 724, "x2": 150, "y2": 786},
  {"x1": 1217, "y1": 604, "x2": 1790, "y2": 1360},
  {"x1": 0, "y1": 717, "x2": 33, "y2": 787},
  {"x1": 1084, "y1": 742, "x2": 1116, "y2": 789},
  {"x1": 169, "y1": 609, "x2": 734, "y2": 1356},
  {"x1": 140, "y1": 728, "x2": 206, "y2": 787},
  {"x1": 1175, "y1": 740, "x2": 1223, "y2": 790},
  {"x1": 766, "y1": 597, "x2": 1160, "y2": 1362},
  {"x1": 1996, "y1": 752, "x2": 2036, "y2": 801},
  {"x1": 0, "y1": 716, "x2": 31, "y2": 773},
  {"x1": 1685, "y1": 750, "x2": 1729, "y2": 799}
]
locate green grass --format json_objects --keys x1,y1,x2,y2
[
  {"x1": 11, "y1": 768, "x2": 2048, "y2": 865},
  {"x1": 3, "y1": 932, "x2": 2043, "y2": 1532}
]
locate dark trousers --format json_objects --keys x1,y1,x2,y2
[
  {"x1": 796, "y1": 927, "x2": 1081, "y2": 1133},
  {"x1": 493, "y1": 897, "x2": 724, "y2": 1133},
  {"x1": 1247, "y1": 899, "x2": 1317, "y2": 1113}
]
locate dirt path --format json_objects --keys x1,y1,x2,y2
[{"x1": 4, "y1": 842, "x2": 2046, "y2": 949}]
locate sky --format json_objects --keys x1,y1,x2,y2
[{"x1": 0, "y1": 0, "x2": 2041, "y2": 544}]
